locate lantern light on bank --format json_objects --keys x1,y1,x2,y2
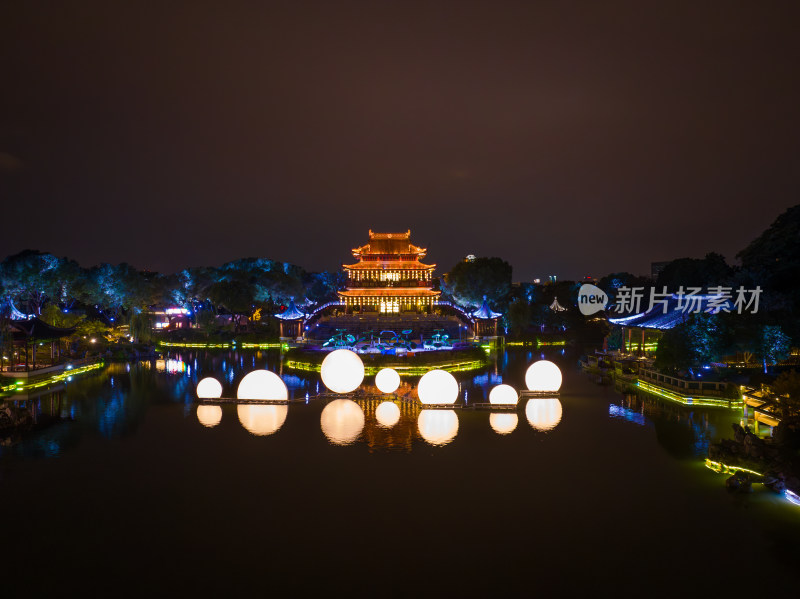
[
  {"x1": 236, "y1": 370, "x2": 288, "y2": 401},
  {"x1": 375, "y1": 368, "x2": 401, "y2": 394},
  {"x1": 375, "y1": 401, "x2": 401, "y2": 428},
  {"x1": 321, "y1": 349, "x2": 365, "y2": 394},
  {"x1": 489, "y1": 384, "x2": 518, "y2": 405},
  {"x1": 196, "y1": 377, "x2": 223, "y2": 399},
  {"x1": 196, "y1": 405, "x2": 222, "y2": 428},
  {"x1": 417, "y1": 369, "x2": 459, "y2": 405},
  {"x1": 320, "y1": 399, "x2": 365, "y2": 445},
  {"x1": 525, "y1": 360, "x2": 563, "y2": 393}
]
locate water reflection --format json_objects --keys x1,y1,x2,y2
[
  {"x1": 375, "y1": 401, "x2": 401, "y2": 428},
  {"x1": 418, "y1": 410, "x2": 459, "y2": 446},
  {"x1": 525, "y1": 398, "x2": 562, "y2": 431},
  {"x1": 197, "y1": 405, "x2": 222, "y2": 428},
  {"x1": 320, "y1": 399, "x2": 365, "y2": 445},
  {"x1": 237, "y1": 404, "x2": 288, "y2": 436},
  {"x1": 489, "y1": 412, "x2": 518, "y2": 435}
]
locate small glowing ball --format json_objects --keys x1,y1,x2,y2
[
  {"x1": 375, "y1": 401, "x2": 401, "y2": 428},
  {"x1": 321, "y1": 349, "x2": 365, "y2": 394},
  {"x1": 490, "y1": 412, "x2": 518, "y2": 435},
  {"x1": 320, "y1": 399, "x2": 365, "y2": 445},
  {"x1": 237, "y1": 404, "x2": 288, "y2": 436},
  {"x1": 375, "y1": 368, "x2": 401, "y2": 394},
  {"x1": 489, "y1": 384, "x2": 518, "y2": 405},
  {"x1": 236, "y1": 370, "x2": 288, "y2": 401},
  {"x1": 196, "y1": 377, "x2": 223, "y2": 399},
  {"x1": 417, "y1": 369, "x2": 459, "y2": 405},
  {"x1": 525, "y1": 397, "x2": 563, "y2": 431},
  {"x1": 196, "y1": 405, "x2": 222, "y2": 428},
  {"x1": 525, "y1": 360, "x2": 563, "y2": 392},
  {"x1": 418, "y1": 410, "x2": 459, "y2": 446}
]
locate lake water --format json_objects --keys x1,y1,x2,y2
[{"x1": 2, "y1": 348, "x2": 799, "y2": 596}]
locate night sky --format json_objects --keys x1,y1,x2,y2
[{"x1": 1, "y1": 1, "x2": 798, "y2": 281}]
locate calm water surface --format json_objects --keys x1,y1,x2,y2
[{"x1": 2, "y1": 348, "x2": 799, "y2": 596}]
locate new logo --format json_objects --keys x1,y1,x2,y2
[{"x1": 578, "y1": 284, "x2": 608, "y2": 316}]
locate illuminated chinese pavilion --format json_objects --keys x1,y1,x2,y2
[{"x1": 339, "y1": 230, "x2": 440, "y2": 313}]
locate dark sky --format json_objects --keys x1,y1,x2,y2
[{"x1": 1, "y1": 1, "x2": 798, "y2": 281}]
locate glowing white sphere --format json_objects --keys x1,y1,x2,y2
[
  {"x1": 489, "y1": 384, "x2": 518, "y2": 405},
  {"x1": 237, "y1": 404, "x2": 288, "y2": 436},
  {"x1": 525, "y1": 360, "x2": 563, "y2": 392},
  {"x1": 321, "y1": 349, "x2": 365, "y2": 394},
  {"x1": 196, "y1": 405, "x2": 222, "y2": 428},
  {"x1": 236, "y1": 369, "x2": 288, "y2": 401},
  {"x1": 418, "y1": 410, "x2": 459, "y2": 446},
  {"x1": 490, "y1": 412, "x2": 518, "y2": 435},
  {"x1": 320, "y1": 399, "x2": 365, "y2": 445},
  {"x1": 417, "y1": 369, "x2": 459, "y2": 405},
  {"x1": 525, "y1": 397, "x2": 563, "y2": 431},
  {"x1": 375, "y1": 401, "x2": 401, "y2": 428},
  {"x1": 375, "y1": 368, "x2": 401, "y2": 394},
  {"x1": 196, "y1": 377, "x2": 223, "y2": 399}
]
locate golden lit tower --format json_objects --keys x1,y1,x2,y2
[{"x1": 339, "y1": 230, "x2": 440, "y2": 313}]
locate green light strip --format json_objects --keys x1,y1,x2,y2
[
  {"x1": 284, "y1": 359, "x2": 485, "y2": 376},
  {"x1": 636, "y1": 380, "x2": 741, "y2": 409},
  {"x1": 158, "y1": 341, "x2": 287, "y2": 350},
  {"x1": 704, "y1": 459, "x2": 763, "y2": 477},
  {"x1": 1, "y1": 361, "x2": 105, "y2": 393}
]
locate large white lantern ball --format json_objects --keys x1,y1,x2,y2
[
  {"x1": 489, "y1": 384, "x2": 518, "y2": 405},
  {"x1": 418, "y1": 410, "x2": 459, "y2": 446},
  {"x1": 490, "y1": 412, "x2": 518, "y2": 435},
  {"x1": 375, "y1": 401, "x2": 401, "y2": 428},
  {"x1": 237, "y1": 370, "x2": 288, "y2": 401},
  {"x1": 321, "y1": 349, "x2": 365, "y2": 394},
  {"x1": 525, "y1": 360, "x2": 563, "y2": 392},
  {"x1": 525, "y1": 397, "x2": 563, "y2": 431},
  {"x1": 375, "y1": 368, "x2": 401, "y2": 394},
  {"x1": 196, "y1": 405, "x2": 222, "y2": 428},
  {"x1": 237, "y1": 404, "x2": 288, "y2": 436},
  {"x1": 196, "y1": 377, "x2": 223, "y2": 399},
  {"x1": 417, "y1": 369, "x2": 459, "y2": 405},
  {"x1": 320, "y1": 399, "x2": 365, "y2": 445}
]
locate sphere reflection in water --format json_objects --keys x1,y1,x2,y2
[
  {"x1": 525, "y1": 397, "x2": 563, "y2": 431},
  {"x1": 196, "y1": 377, "x2": 223, "y2": 399},
  {"x1": 196, "y1": 405, "x2": 222, "y2": 428},
  {"x1": 524, "y1": 360, "x2": 563, "y2": 393},
  {"x1": 236, "y1": 370, "x2": 288, "y2": 401},
  {"x1": 417, "y1": 369, "x2": 459, "y2": 405},
  {"x1": 321, "y1": 349, "x2": 365, "y2": 394},
  {"x1": 489, "y1": 412, "x2": 518, "y2": 435},
  {"x1": 418, "y1": 410, "x2": 459, "y2": 446},
  {"x1": 375, "y1": 401, "x2": 401, "y2": 428},
  {"x1": 320, "y1": 399, "x2": 365, "y2": 445},
  {"x1": 375, "y1": 368, "x2": 401, "y2": 394},
  {"x1": 237, "y1": 404, "x2": 288, "y2": 436},
  {"x1": 489, "y1": 384, "x2": 518, "y2": 405}
]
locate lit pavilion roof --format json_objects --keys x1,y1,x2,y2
[
  {"x1": 472, "y1": 296, "x2": 501, "y2": 320},
  {"x1": 351, "y1": 230, "x2": 428, "y2": 259},
  {"x1": 607, "y1": 295, "x2": 734, "y2": 330},
  {"x1": 339, "y1": 288, "x2": 440, "y2": 297},
  {"x1": 274, "y1": 298, "x2": 306, "y2": 320}
]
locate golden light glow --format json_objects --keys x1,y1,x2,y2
[
  {"x1": 418, "y1": 410, "x2": 459, "y2": 446},
  {"x1": 196, "y1": 405, "x2": 222, "y2": 428},
  {"x1": 525, "y1": 397, "x2": 563, "y2": 431},
  {"x1": 237, "y1": 404, "x2": 288, "y2": 436},
  {"x1": 375, "y1": 368, "x2": 401, "y2": 394},
  {"x1": 236, "y1": 369, "x2": 288, "y2": 401},
  {"x1": 196, "y1": 377, "x2": 223, "y2": 399},
  {"x1": 417, "y1": 369, "x2": 459, "y2": 405},
  {"x1": 488, "y1": 384, "x2": 518, "y2": 405},
  {"x1": 375, "y1": 401, "x2": 401, "y2": 428},
  {"x1": 320, "y1": 349, "x2": 365, "y2": 394},
  {"x1": 489, "y1": 412, "x2": 518, "y2": 435},
  {"x1": 525, "y1": 360, "x2": 563, "y2": 392},
  {"x1": 320, "y1": 399, "x2": 365, "y2": 445}
]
